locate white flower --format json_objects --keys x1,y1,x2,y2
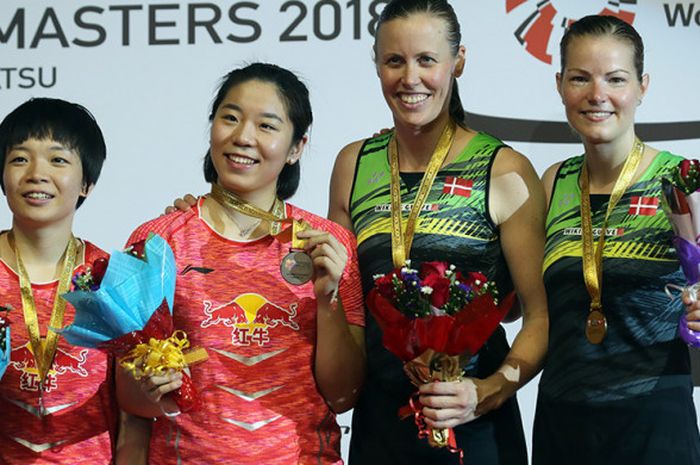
[
  {"x1": 421, "y1": 286, "x2": 433, "y2": 295},
  {"x1": 449, "y1": 265, "x2": 456, "y2": 270}
]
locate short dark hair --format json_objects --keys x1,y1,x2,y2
[
  {"x1": 0, "y1": 98, "x2": 106, "y2": 208},
  {"x1": 560, "y1": 15, "x2": 644, "y2": 81},
  {"x1": 203, "y1": 63, "x2": 313, "y2": 200},
  {"x1": 374, "y1": 0, "x2": 467, "y2": 128}
]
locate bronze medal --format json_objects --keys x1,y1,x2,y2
[
  {"x1": 585, "y1": 309, "x2": 607, "y2": 344},
  {"x1": 280, "y1": 251, "x2": 313, "y2": 285}
]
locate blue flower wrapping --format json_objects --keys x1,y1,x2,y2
[
  {"x1": 58, "y1": 233, "x2": 176, "y2": 347},
  {"x1": 0, "y1": 327, "x2": 9, "y2": 381}
]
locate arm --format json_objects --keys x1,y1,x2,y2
[
  {"x1": 297, "y1": 227, "x2": 366, "y2": 413},
  {"x1": 114, "y1": 410, "x2": 151, "y2": 465},
  {"x1": 327, "y1": 140, "x2": 364, "y2": 230},
  {"x1": 420, "y1": 148, "x2": 549, "y2": 428}
]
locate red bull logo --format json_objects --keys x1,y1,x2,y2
[
  {"x1": 9, "y1": 344, "x2": 89, "y2": 392},
  {"x1": 201, "y1": 293, "x2": 299, "y2": 347}
]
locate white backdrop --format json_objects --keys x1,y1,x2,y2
[{"x1": 1, "y1": 0, "x2": 699, "y2": 459}]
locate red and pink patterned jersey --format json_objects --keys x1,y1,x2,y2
[
  {"x1": 128, "y1": 199, "x2": 365, "y2": 465},
  {"x1": 0, "y1": 240, "x2": 117, "y2": 464}
]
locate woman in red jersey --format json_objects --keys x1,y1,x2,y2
[{"x1": 117, "y1": 63, "x2": 366, "y2": 465}]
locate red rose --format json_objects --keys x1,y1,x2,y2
[
  {"x1": 375, "y1": 273, "x2": 396, "y2": 300},
  {"x1": 680, "y1": 159, "x2": 691, "y2": 179},
  {"x1": 128, "y1": 239, "x2": 146, "y2": 259},
  {"x1": 419, "y1": 261, "x2": 448, "y2": 280},
  {"x1": 464, "y1": 272, "x2": 489, "y2": 293},
  {"x1": 422, "y1": 273, "x2": 451, "y2": 308},
  {"x1": 92, "y1": 257, "x2": 109, "y2": 286}
]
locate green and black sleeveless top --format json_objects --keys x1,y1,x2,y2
[
  {"x1": 350, "y1": 131, "x2": 514, "y2": 391},
  {"x1": 540, "y1": 151, "x2": 690, "y2": 403}
]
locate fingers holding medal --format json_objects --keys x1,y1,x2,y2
[{"x1": 296, "y1": 228, "x2": 347, "y2": 299}]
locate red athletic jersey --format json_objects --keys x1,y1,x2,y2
[
  {"x1": 0, "y1": 240, "x2": 116, "y2": 464},
  {"x1": 128, "y1": 199, "x2": 364, "y2": 465}
]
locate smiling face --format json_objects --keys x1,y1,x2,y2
[
  {"x1": 557, "y1": 34, "x2": 648, "y2": 146},
  {"x1": 209, "y1": 79, "x2": 304, "y2": 205},
  {"x1": 3, "y1": 137, "x2": 88, "y2": 230},
  {"x1": 375, "y1": 12, "x2": 465, "y2": 131}
]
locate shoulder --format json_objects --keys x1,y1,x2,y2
[
  {"x1": 490, "y1": 144, "x2": 537, "y2": 178},
  {"x1": 82, "y1": 240, "x2": 109, "y2": 261},
  {"x1": 127, "y1": 207, "x2": 200, "y2": 245},
  {"x1": 541, "y1": 161, "x2": 564, "y2": 203}
]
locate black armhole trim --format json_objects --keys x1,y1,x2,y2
[
  {"x1": 546, "y1": 159, "x2": 570, "y2": 219},
  {"x1": 348, "y1": 138, "x2": 372, "y2": 226},
  {"x1": 484, "y1": 144, "x2": 508, "y2": 231}
]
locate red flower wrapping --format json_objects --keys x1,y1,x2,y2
[{"x1": 99, "y1": 300, "x2": 200, "y2": 412}]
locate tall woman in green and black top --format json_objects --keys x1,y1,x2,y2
[
  {"x1": 328, "y1": 0, "x2": 548, "y2": 463},
  {"x1": 534, "y1": 15, "x2": 700, "y2": 465}
]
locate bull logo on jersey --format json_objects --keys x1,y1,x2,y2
[
  {"x1": 506, "y1": 0, "x2": 638, "y2": 64},
  {"x1": 9, "y1": 344, "x2": 89, "y2": 392},
  {"x1": 201, "y1": 293, "x2": 299, "y2": 347}
]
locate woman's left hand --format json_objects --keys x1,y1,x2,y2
[
  {"x1": 297, "y1": 229, "x2": 347, "y2": 301},
  {"x1": 682, "y1": 288, "x2": 700, "y2": 331},
  {"x1": 418, "y1": 378, "x2": 480, "y2": 429}
]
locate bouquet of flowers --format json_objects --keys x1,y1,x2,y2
[
  {"x1": 367, "y1": 261, "x2": 515, "y2": 451},
  {"x1": 0, "y1": 305, "x2": 11, "y2": 381},
  {"x1": 661, "y1": 159, "x2": 700, "y2": 347},
  {"x1": 58, "y1": 234, "x2": 207, "y2": 412}
]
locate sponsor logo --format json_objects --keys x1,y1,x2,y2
[
  {"x1": 442, "y1": 176, "x2": 473, "y2": 198},
  {"x1": 374, "y1": 203, "x2": 439, "y2": 212},
  {"x1": 201, "y1": 293, "x2": 298, "y2": 347},
  {"x1": 563, "y1": 227, "x2": 625, "y2": 237},
  {"x1": 9, "y1": 344, "x2": 88, "y2": 392},
  {"x1": 628, "y1": 196, "x2": 659, "y2": 216},
  {"x1": 181, "y1": 264, "x2": 214, "y2": 275}
]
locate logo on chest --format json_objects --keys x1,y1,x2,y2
[
  {"x1": 9, "y1": 344, "x2": 89, "y2": 392},
  {"x1": 201, "y1": 293, "x2": 299, "y2": 347}
]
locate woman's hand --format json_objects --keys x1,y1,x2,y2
[
  {"x1": 418, "y1": 378, "x2": 480, "y2": 429},
  {"x1": 683, "y1": 288, "x2": 700, "y2": 331},
  {"x1": 297, "y1": 229, "x2": 348, "y2": 301},
  {"x1": 164, "y1": 194, "x2": 198, "y2": 215}
]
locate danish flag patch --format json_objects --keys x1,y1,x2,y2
[
  {"x1": 628, "y1": 196, "x2": 659, "y2": 216},
  {"x1": 442, "y1": 176, "x2": 473, "y2": 198}
]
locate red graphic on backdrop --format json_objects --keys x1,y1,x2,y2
[{"x1": 506, "y1": 1, "x2": 638, "y2": 64}]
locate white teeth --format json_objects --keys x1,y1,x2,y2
[
  {"x1": 400, "y1": 94, "x2": 428, "y2": 104},
  {"x1": 25, "y1": 192, "x2": 52, "y2": 199},
  {"x1": 585, "y1": 111, "x2": 612, "y2": 117},
  {"x1": 227, "y1": 155, "x2": 256, "y2": 165}
]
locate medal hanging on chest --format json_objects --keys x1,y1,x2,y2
[
  {"x1": 280, "y1": 219, "x2": 313, "y2": 285},
  {"x1": 210, "y1": 183, "x2": 312, "y2": 285},
  {"x1": 580, "y1": 138, "x2": 645, "y2": 344},
  {"x1": 8, "y1": 231, "x2": 79, "y2": 405},
  {"x1": 388, "y1": 121, "x2": 456, "y2": 268}
]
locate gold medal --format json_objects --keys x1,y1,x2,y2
[
  {"x1": 579, "y1": 138, "x2": 645, "y2": 344},
  {"x1": 585, "y1": 309, "x2": 607, "y2": 344}
]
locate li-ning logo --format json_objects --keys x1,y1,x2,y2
[{"x1": 506, "y1": 0, "x2": 638, "y2": 64}]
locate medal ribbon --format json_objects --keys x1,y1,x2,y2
[
  {"x1": 8, "y1": 231, "x2": 79, "y2": 382},
  {"x1": 210, "y1": 183, "x2": 312, "y2": 248},
  {"x1": 580, "y1": 137, "x2": 645, "y2": 316},
  {"x1": 389, "y1": 121, "x2": 456, "y2": 268}
]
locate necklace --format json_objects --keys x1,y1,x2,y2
[{"x1": 579, "y1": 137, "x2": 645, "y2": 344}]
